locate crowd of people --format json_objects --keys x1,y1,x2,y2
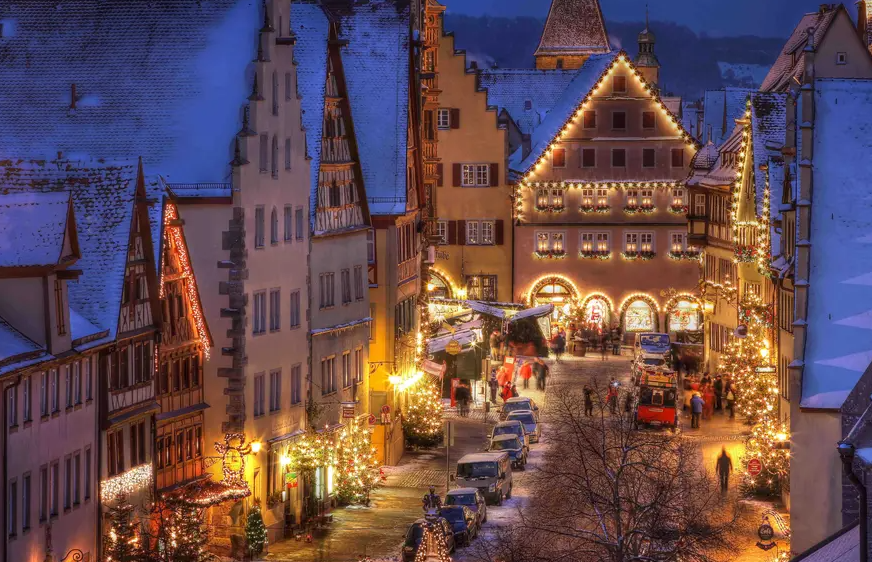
[{"x1": 688, "y1": 372, "x2": 736, "y2": 429}]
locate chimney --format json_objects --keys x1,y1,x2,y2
[
  {"x1": 469, "y1": 60, "x2": 478, "y2": 71},
  {"x1": 70, "y1": 83, "x2": 77, "y2": 110}
]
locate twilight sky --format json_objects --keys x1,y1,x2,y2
[{"x1": 440, "y1": 0, "x2": 849, "y2": 38}]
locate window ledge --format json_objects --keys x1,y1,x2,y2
[
  {"x1": 23, "y1": 420, "x2": 32, "y2": 429},
  {"x1": 51, "y1": 411, "x2": 60, "y2": 419},
  {"x1": 8, "y1": 424, "x2": 18, "y2": 434},
  {"x1": 40, "y1": 415, "x2": 49, "y2": 423}
]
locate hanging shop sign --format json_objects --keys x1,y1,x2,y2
[
  {"x1": 381, "y1": 404, "x2": 392, "y2": 425},
  {"x1": 285, "y1": 472, "x2": 298, "y2": 489},
  {"x1": 341, "y1": 402, "x2": 357, "y2": 419},
  {"x1": 747, "y1": 458, "x2": 763, "y2": 477},
  {"x1": 445, "y1": 339, "x2": 462, "y2": 355},
  {"x1": 368, "y1": 414, "x2": 377, "y2": 426}
]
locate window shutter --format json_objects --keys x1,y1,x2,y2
[
  {"x1": 489, "y1": 163, "x2": 499, "y2": 186},
  {"x1": 436, "y1": 163, "x2": 444, "y2": 187},
  {"x1": 495, "y1": 220, "x2": 504, "y2": 245},
  {"x1": 450, "y1": 108, "x2": 460, "y2": 129},
  {"x1": 452, "y1": 163, "x2": 462, "y2": 187},
  {"x1": 447, "y1": 221, "x2": 458, "y2": 245},
  {"x1": 457, "y1": 220, "x2": 467, "y2": 245}
]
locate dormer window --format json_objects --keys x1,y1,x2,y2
[
  {"x1": 524, "y1": 99, "x2": 533, "y2": 111},
  {"x1": 54, "y1": 280, "x2": 66, "y2": 336},
  {"x1": 836, "y1": 52, "x2": 847, "y2": 65}
]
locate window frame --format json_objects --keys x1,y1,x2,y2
[
  {"x1": 612, "y1": 111, "x2": 627, "y2": 131},
  {"x1": 551, "y1": 148, "x2": 566, "y2": 168},
  {"x1": 612, "y1": 75, "x2": 628, "y2": 94},
  {"x1": 611, "y1": 148, "x2": 626, "y2": 168},
  {"x1": 642, "y1": 111, "x2": 656, "y2": 130},
  {"x1": 642, "y1": 148, "x2": 656, "y2": 168},
  {"x1": 283, "y1": 205, "x2": 293, "y2": 242},
  {"x1": 461, "y1": 164, "x2": 490, "y2": 187},
  {"x1": 582, "y1": 110, "x2": 596, "y2": 129},
  {"x1": 254, "y1": 206, "x2": 265, "y2": 249},
  {"x1": 671, "y1": 148, "x2": 685, "y2": 168},
  {"x1": 437, "y1": 108, "x2": 451, "y2": 130}
]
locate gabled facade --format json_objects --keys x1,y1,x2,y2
[
  {"x1": 510, "y1": 51, "x2": 701, "y2": 339},
  {"x1": 534, "y1": 0, "x2": 610, "y2": 70}
]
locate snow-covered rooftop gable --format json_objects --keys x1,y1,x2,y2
[
  {"x1": 509, "y1": 53, "x2": 616, "y2": 173},
  {"x1": 69, "y1": 307, "x2": 106, "y2": 345},
  {"x1": 534, "y1": 0, "x2": 610, "y2": 57},
  {"x1": 478, "y1": 69, "x2": 578, "y2": 134},
  {"x1": 0, "y1": 192, "x2": 74, "y2": 268},
  {"x1": 0, "y1": 316, "x2": 45, "y2": 373},
  {"x1": 760, "y1": 9, "x2": 838, "y2": 93},
  {"x1": 0, "y1": 0, "x2": 258, "y2": 183},
  {"x1": 749, "y1": 93, "x2": 786, "y2": 218},
  {"x1": 800, "y1": 79, "x2": 872, "y2": 410},
  {"x1": 0, "y1": 159, "x2": 141, "y2": 338},
  {"x1": 702, "y1": 88, "x2": 754, "y2": 145}
]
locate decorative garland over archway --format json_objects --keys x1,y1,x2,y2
[
  {"x1": 663, "y1": 293, "x2": 702, "y2": 332},
  {"x1": 427, "y1": 268, "x2": 457, "y2": 300},
  {"x1": 526, "y1": 274, "x2": 581, "y2": 307},
  {"x1": 579, "y1": 292, "x2": 614, "y2": 325},
  {"x1": 618, "y1": 293, "x2": 661, "y2": 332}
]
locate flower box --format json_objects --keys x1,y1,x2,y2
[
  {"x1": 667, "y1": 251, "x2": 701, "y2": 261},
  {"x1": 735, "y1": 245, "x2": 757, "y2": 263},
  {"x1": 534, "y1": 251, "x2": 567, "y2": 259},
  {"x1": 623, "y1": 205, "x2": 655, "y2": 215},
  {"x1": 579, "y1": 251, "x2": 612, "y2": 260},
  {"x1": 668, "y1": 205, "x2": 689, "y2": 215},
  {"x1": 621, "y1": 251, "x2": 656, "y2": 261},
  {"x1": 534, "y1": 205, "x2": 566, "y2": 213},
  {"x1": 579, "y1": 205, "x2": 611, "y2": 214}
]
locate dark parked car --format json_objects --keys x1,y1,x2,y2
[
  {"x1": 445, "y1": 487, "x2": 487, "y2": 525},
  {"x1": 490, "y1": 420, "x2": 530, "y2": 450},
  {"x1": 488, "y1": 434, "x2": 527, "y2": 469},
  {"x1": 438, "y1": 505, "x2": 479, "y2": 546},
  {"x1": 500, "y1": 396, "x2": 538, "y2": 420},
  {"x1": 402, "y1": 517, "x2": 456, "y2": 561}
]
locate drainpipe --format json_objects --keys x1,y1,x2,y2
[{"x1": 838, "y1": 441, "x2": 868, "y2": 562}]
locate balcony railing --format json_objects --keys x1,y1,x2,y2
[{"x1": 398, "y1": 256, "x2": 418, "y2": 285}]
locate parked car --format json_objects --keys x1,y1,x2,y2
[
  {"x1": 439, "y1": 505, "x2": 479, "y2": 546},
  {"x1": 490, "y1": 419, "x2": 530, "y2": 450},
  {"x1": 445, "y1": 488, "x2": 488, "y2": 525},
  {"x1": 402, "y1": 517, "x2": 456, "y2": 561},
  {"x1": 500, "y1": 396, "x2": 539, "y2": 420},
  {"x1": 455, "y1": 452, "x2": 513, "y2": 505},
  {"x1": 506, "y1": 409, "x2": 540, "y2": 443},
  {"x1": 487, "y1": 433, "x2": 527, "y2": 469}
]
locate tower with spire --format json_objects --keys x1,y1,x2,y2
[
  {"x1": 534, "y1": 0, "x2": 610, "y2": 70},
  {"x1": 635, "y1": 7, "x2": 660, "y2": 86}
]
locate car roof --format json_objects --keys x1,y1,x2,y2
[
  {"x1": 458, "y1": 452, "x2": 507, "y2": 463},
  {"x1": 506, "y1": 409, "x2": 535, "y2": 417},
  {"x1": 446, "y1": 488, "x2": 479, "y2": 495},
  {"x1": 494, "y1": 420, "x2": 523, "y2": 427},
  {"x1": 506, "y1": 397, "x2": 533, "y2": 403},
  {"x1": 491, "y1": 434, "x2": 520, "y2": 442}
]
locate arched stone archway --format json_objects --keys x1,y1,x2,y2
[
  {"x1": 619, "y1": 294, "x2": 660, "y2": 333},
  {"x1": 580, "y1": 293, "x2": 614, "y2": 329},
  {"x1": 527, "y1": 275, "x2": 580, "y2": 321},
  {"x1": 427, "y1": 270, "x2": 454, "y2": 300},
  {"x1": 665, "y1": 295, "x2": 702, "y2": 332}
]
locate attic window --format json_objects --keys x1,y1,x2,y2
[
  {"x1": 612, "y1": 75, "x2": 627, "y2": 94},
  {"x1": 524, "y1": 99, "x2": 533, "y2": 111},
  {"x1": 836, "y1": 52, "x2": 847, "y2": 65}
]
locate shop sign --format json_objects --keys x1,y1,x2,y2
[
  {"x1": 368, "y1": 414, "x2": 377, "y2": 425},
  {"x1": 341, "y1": 402, "x2": 356, "y2": 419},
  {"x1": 285, "y1": 472, "x2": 298, "y2": 489},
  {"x1": 446, "y1": 339, "x2": 462, "y2": 355},
  {"x1": 747, "y1": 458, "x2": 763, "y2": 476}
]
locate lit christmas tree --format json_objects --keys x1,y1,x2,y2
[
  {"x1": 403, "y1": 377, "x2": 444, "y2": 448},
  {"x1": 413, "y1": 519, "x2": 452, "y2": 562},
  {"x1": 158, "y1": 501, "x2": 213, "y2": 562},
  {"x1": 245, "y1": 504, "x2": 268, "y2": 557},
  {"x1": 103, "y1": 501, "x2": 145, "y2": 562},
  {"x1": 740, "y1": 416, "x2": 790, "y2": 496},
  {"x1": 334, "y1": 418, "x2": 382, "y2": 505}
]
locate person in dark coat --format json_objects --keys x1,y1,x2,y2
[
  {"x1": 455, "y1": 383, "x2": 470, "y2": 417},
  {"x1": 583, "y1": 385, "x2": 594, "y2": 416},
  {"x1": 607, "y1": 380, "x2": 619, "y2": 414},
  {"x1": 690, "y1": 393, "x2": 704, "y2": 428},
  {"x1": 488, "y1": 370, "x2": 499, "y2": 403},
  {"x1": 713, "y1": 375, "x2": 724, "y2": 411},
  {"x1": 511, "y1": 383, "x2": 519, "y2": 398},
  {"x1": 716, "y1": 447, "x2": 733, "y2": 492}
]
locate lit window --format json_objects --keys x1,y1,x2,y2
[
  {"x1": 536, "y1": 233, "x2": 549, "y2": 253},
  {"x1": 640, "y1": 189, "x2": 653, "y2": 207},
  {"x1": 481, "y1": 221, "x2": 494, "y2": 245},
  {"x1": 672, "y1": 188, "x2": 686, "y2": 206},
  {"x1": 671, "y1": 232, "x2": 686, "y2": 253},
  {"x1": 596, "y1": 189, "x2": 609, "y2": 206},
  {"x1": 640, "y1": 233, "x2": 654, "y2": 252},
  {"x1": 581, "y1": 189, "x2": 594, "y2": 206},
  {"x1": 461, "y1": 164, "x2": 490, "y2": 187},
  {"x1": 436, "y1": 221, "x2": 448, "y2": 245},
  {"x1": 580, "y1": 232, "x2": 594, "y2": 252},
  {"x1": 466, "y1": 221, "x2": 479, "y2": 245},
  {"x1": 625, "y1": 232, "x2": 638, "y2": 253},
  {"x1": 596, "y1": 233, "x2": 610, "y2": 252},
  {"x1": 626, "y1": 190, "x2": 639, "y2": 208}
]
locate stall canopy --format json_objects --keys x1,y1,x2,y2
[
  {"x1": 428, "y1": 329, "x2": 481, "y2": 354},
  {"x1": 507, "y1": 304, "x2": 554, "y2": 322}
]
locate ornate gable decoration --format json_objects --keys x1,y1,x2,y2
[{"x1": 520, "y1": 51, "x2": 701, "y2": 184}]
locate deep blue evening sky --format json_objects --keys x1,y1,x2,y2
[{"x1": 440, "y1": 0, "x2": 852, "y2": 38}]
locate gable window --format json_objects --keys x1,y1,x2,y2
[
  {"x1": 253, "y1": 291, "x2": 266, "y2": 335},
  {"x1": 583, "y1": 110, "x2": 596, "y2": 129},
  {"x1": 642, "y1": 111, "x2": 656, "y2": 129},
  {"x1": 612, "y1": 111, "x2": 626, "y2": 130},
  {"x1": 642, "y1": 148, "x2": 655, "y2": 168},
  {"x1": 612, "y1": 149, "x2": 626, "y2": 168},
  {"x1": 612, "y1": 75, "x2": 627, "y2": 94},
  {"x1": 254, "y1": 206, "x2": 265, "y2": 249},
  {"x1": 436, "y1": 221, "x2": 448, "y2": 245},
  {"x1": 837, "y1": 52, "x2": 848, "y2": 65},
  {"x1": 284, "y1": 206, "x2": 293, "y2": 242},
  {"x1": 581, "y1": 148, "x2": 596, "y2": 168},
  {"x1": 461, "y1": 164, "x2": 490, "y2": 187},
  {"x1": 556, "y1": 57, "x2": 564, "y2": 69},
  {"x1": 552, "y1": 148, "x2": 566, "y2": 168},
  {"x1": 523, "y1": 99, "x2": 533, "y2": 111},
  {"x1": 270, "y1": 207, "x2": 279, "y2": 245},
  {"x1": 437, "y1": 108, "x2": 451, "y2": 129},
  {"x1": 671, "y1": 148, "x2": 685, "y2": 168}
]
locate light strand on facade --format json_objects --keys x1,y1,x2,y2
[{"x1": 100, "y1": 463, "x2": 153, "y2": 504}]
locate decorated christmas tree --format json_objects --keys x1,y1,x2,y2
[
  {"x1": 413, "y1": 519, "x2": 452, "y2": 562},
  {"x1": 740, "y1": 417, "x2": 790, "y2": 497},
  {"x1": 403, "y1": 377, "x2": 444, "y2": 448},
  {"x1": 103, "y1": 502, "x2": 146, "y2": 562},
  {"x1": 159, "y1": 501, "x2": 213, "y2": 562},
  {"x1": 245, "y1": 504, "x2": 268, "y2": 557},
  {"x1": 334, "y1": 418, "x2": 382, "y2": 505}
]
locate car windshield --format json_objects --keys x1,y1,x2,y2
[
  {"x1": 503, "y1": 401, "x2": 531, "y2": 413},
  {"x1": 457, "y1": 461, "x2": 498, "y2": 478},
  {"x1": 642, "y1": 358, "x2": 665, "y2": 366},
  {"x1": 446, "y1": 494, "x2": 477, "y2": 506},
  {"x1": 490, "y1": 438, "x2": 521, "y2": 451},
  {"x1": 440, "y1": 508, "x2": 465, "y2": 523},
  {"x1": 493, "y1": 425, "x2": 519, "y2": 437},
  {"x1": 405, "y1": 525, "x2": 424, "y2": 546},
  {"x1": 509, "y1": 412, "x2": 535, "y2": 424}
]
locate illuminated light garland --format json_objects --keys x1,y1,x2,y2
[
  {"x1": 666, "y1": 250, "x2": 702, "y2": 262},
  {"x1": 533, "y1": 250, "x2": 567, "y2": 260},
  {"x1": 623, "y1": 205, "x2": 656, "y2": 215},
  {"x1": 534, "y1": 204, "x2": 566, "y2": 213},
  {"x1": 579, "y1": 204, "x2": 611, "y2": 214},
  {"x1": 667, "y1": 204, "x2": 689, "y2": 215},
  {"x1": 621, "y1": 251, "x2": 656, "y2": 260},
  {"x1": 525, "y1": 274, "x2": 582, "y2": 307},
  {"x1": 662, "y1": 293, "x2": 701, "y2": 316},
  {"x1": 101, "y1": 463, "x2": 153, "y2": 503},
  {"x1": 521, "y1": 180, "x2": 683, "y2": 190},
  {"x1": 161, "y1": 202, "x2": 212, "y2": 360},
  {"x1": 214, "y1": 433, "x2": 254, "y2": 492},
  {"x1": 619, "y1": 293, "x2": 661, "y2": 314},
  {"x1": 578, "y1": 251, "x2": 612, "y2": 260},
  {"x1": 427, "y1": 267, "x2": 466, "y2": 300}
]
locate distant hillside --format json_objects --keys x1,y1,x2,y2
[{"x1": 443, "y1": 14, "x2": 784, "y2": 100}]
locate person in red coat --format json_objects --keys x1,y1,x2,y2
[
  {"x1": 519, "y1": 361, "x2": 533, "y2": 389},
  {"x1": 500, "y1": 382, "x2": 513, "y2": 403}
]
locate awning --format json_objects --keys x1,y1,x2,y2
[
  {"x1": 428, "y1": 330, "x2": 479, "y2": 354},
  {"x1": 267, "y1": 428, "x2": 306, "y2": 444},
  {"x1": 508, "y1": 304, "x2": 554, "y2": 322},
  {"x1": 107, "y1": 400, "x2": 161, "y2": 425},
  {"x1": 155, "y1": 402, "x2": 210, "y2": 422}
]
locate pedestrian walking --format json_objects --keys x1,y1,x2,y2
[
  {"x1": 703, "y1": 383, "x2": 715, "y2": 420},
  {"x1": 716, "y1": 447, "x2": 733, "y2": 492},
  {"x1": 713, "y1": 375, "x2": 724, "y2": 411},
  {"x1": 725, "y1": 382, "x2": 736, "y2": 419},
  {"x1": 624, "y1": 390, "x2": 633, "y2": 413},
  {"x1": 511, "y1": 383, "x2": 519, "y2": 398},
  {"x1": 600, "y1": 335, "x2": 608, "y2": 360},
  {"x1": 583, "y1": 385, "x2": 594, "y2": 416},
  {"x1": 500, "y1": 381, "x2": 513, "y2": 403},
  {"x1": 488, "y1": 370, "x2": 499, "y2": 403},
  {"x1": 690, "y1": 392, "x2": 704, "y2": 428},
  {"x1": 607, "y1": 380, "x2": 618, "y2": 414},
  {"x1": 612, "y1": 329, "x2": 621, "y2": 355},
  {"x1": 489, "y1": 330, "x2": 501, "y2": 360},
  {"x1": 455, "y1": 383, "x2": 470, "y2": 417},
  {"x1": 533, "y1": 358, "x2": 547, "y2": 391},
  {"x1": 520, "y1": 360, "x2": 532, "y2": 389}
]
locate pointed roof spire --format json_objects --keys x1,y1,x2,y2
[
  {"x1": 260, "y1": 0, "x2": 275, "y2": 33},
  {"x1": 230, "y1": 137, "x2": 249, "y2": 167},
  {"x1": 248, "y1": 72, "x2": 265, "y2": 101},
  {"x1": 645, "y1": 4, "x2": 649, "y2": 32},
  {"x1": 534, "y1": 0, "x2": 610, "y2": 59}
]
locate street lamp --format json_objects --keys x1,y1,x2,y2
[{"x1": 250, "y1": 441, "x2": 262, "y2": 453}]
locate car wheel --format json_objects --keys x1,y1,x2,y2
[
  {"x1": 497, "y1": 492, "x2": 504, "y2": 506},
  {"x1": 506, "y1": 484, "x2": 513, "y2": 499},
  {"x1": 482, "y1": 509, "x2": 488, "y2": 523}
]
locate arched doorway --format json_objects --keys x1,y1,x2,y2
[
  {"x1": 580, "y1": 293, "x2": 613, "y2": 331},
  {"x1": 527, "y1": 275, "x2": 580, "y2": 322},
  {"x1": 620, "y1": 295, "x2": 659, "y2": 333},
  {"x1": 427, "y1": 270, "x2": 453, "y2": 300},
  {"x1": 666, "y1": 298, "x2": 701, "y2": 332}
]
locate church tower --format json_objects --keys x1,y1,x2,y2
[
  {"x1": 534, "y1": 0, "x2": 610, "y2": 70},
  {"x1": 635, "y1": 9, "x2": 660, "y2": 85}
]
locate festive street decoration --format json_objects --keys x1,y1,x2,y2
[
  {"x1": 403, "y1": 377, "x2": 444, "y2": 448},
  {"x1": 534, "y1": 203, "x2": 565, "y2": 213},
  {"x1": 579, "y1": 204, "x2": 611, "y2": 214},
  {"x1": 741, "y1": 418, "x2": 790, "y2": 497},
  {"x1": 101, "y1": 463, "x2": 153, "y2": 504},
  {"x1": 623, "y1": 205, "x2": 655, "y2": 215},
  {"x1": 287, "y1": 432, "x2": 333, "y2": 474},
  {"x1": 579, "y1": 251, "x2": 612, "y2": 260},
  {"x1": 668, "y1": 204, "x2": 689, "y2": 215},
  {"x1": 334, "y1": 418, "x2": 382, "y2": 505},
  {"x1": 245, "y1": 505, "x2": 268, "y2": 557},
  {"x1": 413, "y1": 518, "x2": 452, "y2": 562},
  {"x1": 526, "y1": 274, "x2": 581, "y2": 307},
  {"x1": 103, "y1": 502, "x2": 145, "y2": 562},
  {"x1": 533, "y1": 250, "x2": 567, "y2": 259},
  {"x1": 735, "y1": 245, "x2": 757, "y2": 263},
  {"x1": 157, "y1": 501, "x2": 213, "y2": 562},
  {"x1": 214, "y1": 433, "x2": 254, "y2": 494},
  {"x1": 667, "y1": 250, "x2": 701, "y2": 261},
  {"x1": 621, "y1": 251, "x2": 656, "y2": 260}
]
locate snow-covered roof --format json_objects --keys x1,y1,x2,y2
[
  {"x1": 701, "y1": 88, "x2": 754, "y2": 146},
  {"x1": 0, "y1": 159, "x2": 141, "y2": 339},
  {"x1": 749, "y1": 92, "x2": 786, "y2": 221},
  {"x1": 457, "y1": 452, "x2": 506, "y2": 464},
  {"x1": 686, "y1": 125, "x2": 742, "y2": 190},
  {"x1": 792, "y1": 522, "x2": 859, "y2": 562},
  {"x1": 0, "y1": 192, "x2": 73, "y2": 268},
  {"x1": 760, "y1": 8, "x2": 838, "y2": 93},
  {"x1": 0, "y1": 0, "x2": 258, "y2": 183},
  {"x1": 509, "y1": 304, "x2": 555, "y2": 323},
  {"x1": 428, "y1": 329, "x2": 480, "y2": 354},
  {"x1": 800, "y1": 79, "x2": 872, "y2": 410},
  {"x1": 509, "y1": 53, "x2": 616, "y2": 173},
  {"x1": 165, "y1": 183, "x2": 232, "y2": 200},
  {"x1": 293, "y1": 0, "x2": 410, "y2": 220},
  {"x1": 0, "y1": 317, "x2": 45, "y2": 374},
  {"x1": 534, "y1": 0, "x2": 610, "y2": 57},
  {"x1": 478, "y1": 69, "x2": 578, "y2": 134}
]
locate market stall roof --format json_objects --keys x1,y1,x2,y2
[
  {"x1": 428, "y1": 330, "x2": 479, "y2": 354},
  {"x1": 508, "y1": 304, "x2": 554, "y2": 322}
]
